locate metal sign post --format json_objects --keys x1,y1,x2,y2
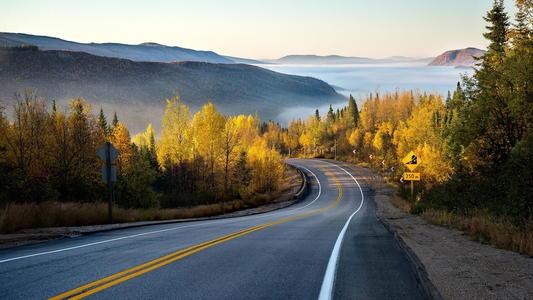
[{"x1": 97, "y1": 142, "x2": 119, "y2": 223}]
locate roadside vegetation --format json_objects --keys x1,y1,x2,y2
[{"x1": 0, "y1": 94, "x2": 295, "y2": 232}]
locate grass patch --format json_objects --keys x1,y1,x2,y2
[
  {"x1": 0, "y1": 197, "x2": 271, "y2": 234},
  {"x1": 421, "y1": 209, "x2": 533, "y2": 257},
  {"x1": 387, "y1": 190, "x2": 533, "y2": 257},
  {"x1": 390, "y1": 195, "x2": 412, "y2": 213}
]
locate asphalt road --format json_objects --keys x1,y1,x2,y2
[{"x1": 0, "y1": 159, "x2": 427, "y2": 299}]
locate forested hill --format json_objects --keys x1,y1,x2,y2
[
  {"x1": 0, "y1": 32, "x2": 235, "y2": 63},
  {"x1": 0, "y1": 47, "x2": 342, "y2": 132}
]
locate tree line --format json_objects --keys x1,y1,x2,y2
[
  {"x1": 268, "y1": 0, "x2": 532, "y2": 225},
  {"x1": 0, "y1": 94, "x2": 285, "y2": 210}
]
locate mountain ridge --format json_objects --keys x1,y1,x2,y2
[
  {"x1": 0, "y1": 47, "x2": 342, "y2": 132},
  {"x1": 0, "y1": 32, "x2": 251, "y2": 64}
]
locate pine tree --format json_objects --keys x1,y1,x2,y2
[
  {"x1": 347, "y1": 94, "x2": 359, "y2": 127},
  {"x1": 452, "y1": 82, "x2": 464, "y2": 102},
  {"x1": 326, "y1": 105, "x2": 335, "y2": 123},
  {"x1": 315, "y1": 109, "x2": 320, "y2": 121},
  {"x1": 483, "y1": 0, "x2": 509, "y2": 57},
  {"x1": 98, "y1": 107, "x2": 109, "y2": 136},
  {"x1": 232, "y1": 151, "x2": 251, "y2": 191},
  {"x1": 112, "y1": 112, "x2": 119, "y2": 129},
  {"x1": 51, "y1": 100, "x2": 57, "y2": 117}
]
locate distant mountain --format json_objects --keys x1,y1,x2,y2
[
  {"x1": 0, "y1": 32, "x2": 252, "y2": 64},
  {"x1": 0, "y1": 48, "x2": 342, "y2": 132},
  {"x1": 385, "y1": 56, "x2": 435, "y2": 64},
  {"x1": 222, "y1": 55, "x2": 267, "y2": 65},
  {"x1": 269, "y1": 55, "x2": 374, "y2": 65},
  {"x1": 428, "y1": 48, "x2": 485, "y2": 66},
  {"x1": 268, "y1": 54, "x2": 432, "y2": 65}
]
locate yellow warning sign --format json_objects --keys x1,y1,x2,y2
[
  {"x1": 403, "y1": 172, "x2": 420, "y2": 181},
  {"x1": 402, "y1": 151, "x2": 420, "y2": 171}
]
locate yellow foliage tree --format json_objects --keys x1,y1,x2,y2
[
  {"x1": 192, "y1": 102, "x2": 225, "y2": 187},
  {"x1": 111, "y1": 122, "x2": 133, "y2": 174},
  {"x1": 233, "y1": 114, "x2": 259, "y2": 150},
  {"x1": 132, "y1": 123, "x2": 155, "y2": 150},
  {"x1": 156, "y1": 96, "x2": 192, "y2": 166},
  {"x1": 247, "y1": 138, "x2": 284, "y2": 192}
]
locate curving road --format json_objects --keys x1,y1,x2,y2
[{"x1": 0, "y1": 159, "x2": 427, "y2": 299}]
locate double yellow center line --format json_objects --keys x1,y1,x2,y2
[{"x1": 50, "y1": 170, "x2": 343, "y2": 299}]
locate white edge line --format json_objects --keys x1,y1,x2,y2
[
  {"x1": 318, "y1": 161, "x2": 365, "y2": 300},
  {"x1": 0, "y1": 161, "x2": 323, "y2": 264},
  {"x1": 288, "y1": 165, "x2": 322, "y2": 211},
  {"x1": 0, "y1": 223, "x2": 203, "y2": 264}
]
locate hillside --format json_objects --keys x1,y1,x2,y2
[
  {"x1": 428, "y1": 47, "x2": 485, "y2": 66},
  {"x1": 0, "y1": 32, "x2": 257, "y2": 64},
  {"x1": 0, "y1": 48, "x2": 342, "y2": 132}
]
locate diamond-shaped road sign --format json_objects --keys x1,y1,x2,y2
[{"x1": 402, "y1": 151, "x2": 420, "y2": 171}]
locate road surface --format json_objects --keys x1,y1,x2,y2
[{"x1": 0, "y1": 159, "x2": 427, "y2": 299}]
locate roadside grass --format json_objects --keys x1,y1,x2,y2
[
  {"x1": 0, "y1": 168, "x2": 302, "y2": 234},
  {"x1": 420, "y1": 209, "x2": 533, "y2": 257},
  {"x1": 387, "y1": 184, "x2": 533, "y2": 257},
  {"x1": 390, "y1": 195, "x2": 412, "y2": 213}
]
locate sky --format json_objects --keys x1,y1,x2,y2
[{"x1": 1, "y1": 0, "x2": 519, "y2": 59}]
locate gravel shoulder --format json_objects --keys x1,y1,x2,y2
[{"x1": 336, "y1": 161, "x2": 533, "y2": 300}]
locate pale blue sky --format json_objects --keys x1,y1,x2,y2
[{"x1": 1, "y1": 0, "x2": 518, "y2": 59}]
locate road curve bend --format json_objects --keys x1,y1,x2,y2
[{"x1": 0, "y1": 159, "x2": 426, "y2": 299}]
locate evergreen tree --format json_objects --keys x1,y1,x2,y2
[
  {"x1": 451, "y1": 82, "x2": 464, "y2": 102},
  {"x1": 483, "y1": 0, "x2": 509, "y2": 56},
  {"x1": 112, "y1": 112, "x2": 119, "y2": 129},
  {"x1": 97, "y1": 107, "x2": 109, "y2": 136},
  {"x1": 232, "y1": 151, "x2": 251, "y2": 194},
  {"x1": 315, "y1": 109, "x2": 320, "y2": 121},
  {"x1": 347, "y1": 94, "x2": 359, "y2": 127},
  {"x1": 326, "y1": 105, "x2": 335, "y2": 123},
  {"x1": 51, "y1": 100, "x2": 57, "y2": 117}
]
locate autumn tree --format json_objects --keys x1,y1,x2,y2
[
  {"x1": 157, "y1": 96, "x2": 192, "y2": 166},
  {"x1": 192, "y1": 102, "x2": 225, "y2": 190},
  {"x1": 221, "y1": 116, "x2": 240, "y2": 194},
  {"x1": 110, "y1": 122, "x2": 133, "y2": 174}
]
